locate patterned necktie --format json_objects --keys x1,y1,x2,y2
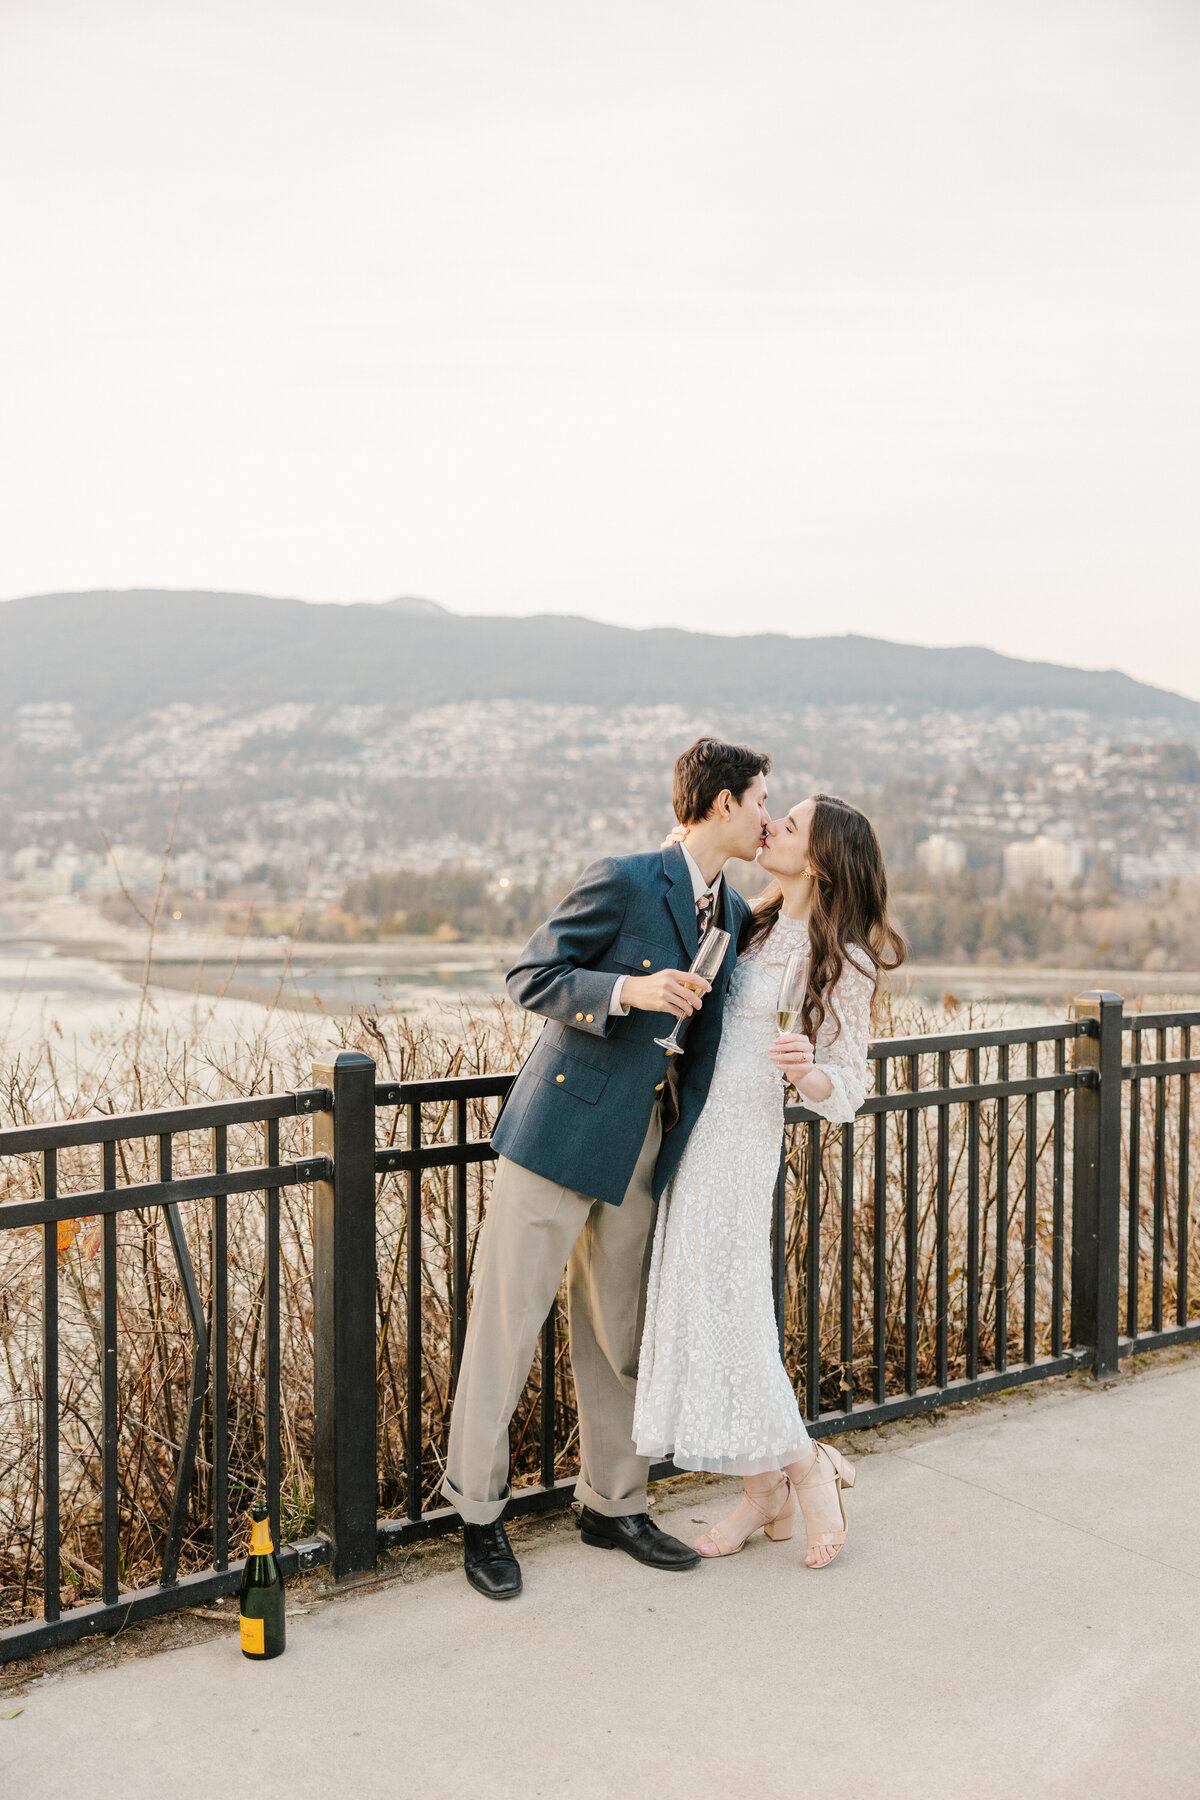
[{"x1": 696, "y1": 890, "x2": 715, "y2": 943}]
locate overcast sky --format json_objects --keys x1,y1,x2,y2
[{"x1": 3, "y1": 1, "x2": 1198, "y2": 695}]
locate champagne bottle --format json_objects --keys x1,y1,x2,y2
[
  {"x1": 776, "y1": 1009, "x2": 800, "y2": 1033},
  {"x1": 239, "y1": 1502, "x2": 285, "y2": 1660}
]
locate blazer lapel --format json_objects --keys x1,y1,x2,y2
[
  {"x1": 713, "y1": 881, "x2": 744, "y2": 989},
  {"x1": 662, "y1": 844, "x2": 699, "y2": 958}
]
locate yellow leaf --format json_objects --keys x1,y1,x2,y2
[{"x1": 57, "y1": 1219, "x2": 79, "y2": 1257}]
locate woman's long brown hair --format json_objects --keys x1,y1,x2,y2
[{"x1": 740, "y1": 793, "x2": 907, "y2": 1041}]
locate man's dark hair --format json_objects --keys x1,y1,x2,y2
[{"x1": 672, "y1": 738, "x2": 771, "y2": 827}]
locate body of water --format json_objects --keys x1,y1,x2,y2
[{"x1": 2, "y1": 904, "x2": 1194, "y2": 1051}]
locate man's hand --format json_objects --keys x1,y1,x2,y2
[{"x1": 622, "y1": 969, "x2": 712, "y2": 1020}]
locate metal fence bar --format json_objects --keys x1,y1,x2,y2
[
  {"x1": 211, "y1": 1124, "x2": 229, "y2": 1572},
  {"x1": 904, "y1": 1054, "x2": 919, "y2": 1396},
  {"x1": 839, "y1": 1123, "x2": 855, "y2": 1412},
  {"x1": 160, "y1": 1131, "x2": 210, "y2": 1589},
  {"x1": 540, "y1": 1307, "x2": 557, "y2": 1490},
  {"x1": 967, "y1": 1045, "x2": 981, "y2": 1381},
  {"x1": 995, "y1": 1043, "x2": 1010, "y2": 1374},
  {"x1": 406, "y1": 1098, "x2": 423, "y2": 1523},
  {"x1": 0, "y1": 1089, "x2": 327, "y2": 1156},
  {"x1": 101, "y1": 1142, "x2": 119, "y2": 1606},
  {"x1": 1119, "y1": 1009, "x2": 1200, "y2": 1032},
  {"x1": 1071, "y1": 991, "x2": 1123, "y2": 1378},
  {"x1": 265, "y1": 1117, "x2": 282, "y2": 1551},
  {"x1": 936, "y1": 1050, "x2": 950, "y2": 1392},
  {"x1": 1128, "y1": 1026, "x2": 1142, "y2": 1338},
  {"x1": 0, "y1": 1160, "x2": 330, "y2": 1231},
  {"x1": 1179, "y1": 1026, "x2": 1192, "y2": 1329},
  {"x1": 870, "y1": 1021, "x2": 1084, "y2": 1059},
  {"x1": 452, "y1": 1096, "x2": 469, "y2": 1388},
  {"x1": 805, "y1": 1120, "x2": 821, "y2": 1419},
  {"x1": 41, "y1": 1148, "x2": 60, "y2": 1626},
  {"x1": 1052, "y1": 1039, "x2": 1066, "y2": 1358},
  {"x1": 1024, "y1": 1040, "x2": 1038, "y2": 1366},
  {"x1": 1152, "y1": 1028, "x2": 1166, "y2": 1334},
  {"x1": 312, "y1": 1051, "x2": 377, "y2": 1580},
  {"x1": 872, "y1": 1060, "x2": 887, "y2": 1405}
]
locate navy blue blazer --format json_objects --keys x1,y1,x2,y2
[{"x1": 492, "y1": 843, "x2": 750, "y2": 1207}]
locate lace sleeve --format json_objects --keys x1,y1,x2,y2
[{"x1": 803, "y1": 950, "x2": 875, "y2": 1125}]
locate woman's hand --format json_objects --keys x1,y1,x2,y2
[
  {"x1": 660, "y1": 823, "x2": 688, "y2": 850},
  {"x1": 770, "y1": 1031, "x2": 815, "y2": 1082}
]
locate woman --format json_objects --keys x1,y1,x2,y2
[{"x1": 634, "y1": 793, "x2": 905, "y2": 1564}]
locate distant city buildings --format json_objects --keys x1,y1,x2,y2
[
  {"x1": 1119, "y1": 851, "x2": 1200, "y2": 890},
  {"x1": 1002, "y1": 836, "x2": 1086, "y2": 890},
  {"x1": 917, "y1": 835, "x2": 967, "y2": 880},
  {"x1": 0, "y1": 697, "x2": 1197, "y2": 908},
  {"x1": 16, "y1": 701, "x2": 80, "y2": 752}
]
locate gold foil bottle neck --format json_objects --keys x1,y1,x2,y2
[{"x1": 248, "y1": 1514, "x2": 274, "y2": 1556}]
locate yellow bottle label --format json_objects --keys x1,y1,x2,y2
[
  {"x1": 248, "y1": 1516, "x2": 274, "y2": 1555},
  {"x1": 240, "y1": 1614, "x2": 265, "y2": 1655}
]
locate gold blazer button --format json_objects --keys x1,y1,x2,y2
[
  {"x1": 585, "y1": 1013, "x2": 594, "y2": 1023},
  {"x1": 575, "y1": 1012, "x2": 584, "y2": 1020},
  {"x1": 556, "y1": 1073, "x2": 565, "y2": 1083},
  {"x1": 642, "y1": 958, "x2": 652, "y2": 968},
  {"x1": 655, "y1": 1080, "x2": 665, "y2": 1091}
]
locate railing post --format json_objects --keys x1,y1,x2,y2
[
  {"x1": 312, "y1": 1050, "x2": 378, "y2": 1578},
  {"x1": 1071, "y1": 991, "x2": 1124, "y2": 1378}
]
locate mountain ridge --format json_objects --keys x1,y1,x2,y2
[{"x1": 2, "y1": 589, "x2": 1196, "y2": 731}]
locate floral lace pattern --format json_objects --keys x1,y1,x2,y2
[{"x1": 634, "y1": 915, "x2": 874, "y2": 1474}]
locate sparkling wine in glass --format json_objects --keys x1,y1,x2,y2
[
  {"x1": 654, "y1": 927, "x2": 731, "y2": 1055},
  {"x1": 776, "y1": 950, "x2": 809, "y2": 1037}
]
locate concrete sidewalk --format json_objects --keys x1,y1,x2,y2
[{"x1": 6, "y1": 1357, "x2": 1200, "y2": 1800}]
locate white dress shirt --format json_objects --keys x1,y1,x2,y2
[{"x1": 608, "y1": 843, "x2": 724, "y2": 1017}]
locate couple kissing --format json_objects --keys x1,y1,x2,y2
[{"x1": 442, "y1": 737, "x2": 905, "y2": 1598}]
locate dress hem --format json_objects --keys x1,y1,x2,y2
[{"x1": 636, "y1": 1438, "x2": 811, "y2": 1478}]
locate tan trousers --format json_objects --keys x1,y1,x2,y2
[{"x1": 442, "y1": 1109, "x2": 662, "y2": 1525}]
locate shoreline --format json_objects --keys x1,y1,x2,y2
[{"x1": 3, "y1": 897, "x2": 1199, "y2": 1015}]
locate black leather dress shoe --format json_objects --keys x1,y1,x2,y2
[
  {"x1": 463, "y1": 1520, "x2": 522, "y2": 1599},
  {"x1": 577, "y1": 1507, "x2": 701, "y2": 1570}
]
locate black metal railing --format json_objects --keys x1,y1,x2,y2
[
  {"x1": 1119, "y1": 1007, "x2": 1200, "y2": 1356},
  {"x1": 773, "y1": 1015, "x2": 1091, "y2": 1437},
  {"x1": 0, "y1": 1089, "x2": 334, "y2": 1662},
  {"x1": 2, "y1": 988, "x2": 1197, "y2": 1663}
]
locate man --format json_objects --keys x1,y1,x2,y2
[{"x1": 442, "y1": 738, "x2": 772, "y2": 1597}]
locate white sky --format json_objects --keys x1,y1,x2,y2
[{"x1": 3, "y1": 1, "x2": 1199, "y2": 696}]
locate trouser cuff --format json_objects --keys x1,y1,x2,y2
[
  {"x1": 441, "y1": 1473, "x2": 511, "y2": 1526},
  {"x1": 574, "y1": 1477, "x2": 648, "y2": 1519}
]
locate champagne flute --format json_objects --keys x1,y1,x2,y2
[
  {"x1": 654, "y1": 926, "x2": 731, "y2": 1055},
  {"x1": 776, "y1": 950, "x2": 809, "y2": 1039}
]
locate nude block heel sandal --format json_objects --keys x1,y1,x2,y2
[
  {"x1": 762, "y1": 1487, "x2": 796, "y2": 1541},
  {"x1": 693, "y1": 1475, "x2": 794, "y2": 1557},
  {"x1": 793, "y1": 1442, "x2": 855, "y2": 1567}
]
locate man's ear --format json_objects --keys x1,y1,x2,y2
[{"x1": 714, "y1": 788, "x2": 733, "y2": 819}]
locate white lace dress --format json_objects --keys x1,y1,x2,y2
[{"x1": 634, "y1": 915, "x2": 875, "y2": 1475}]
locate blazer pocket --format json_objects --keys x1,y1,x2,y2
[
  {"x1": 612, "y1": 932, "x2": 678, "y2": 974},
  {"x1": 534, "y1": 1050, "x2": 610, "y2": 1105}
]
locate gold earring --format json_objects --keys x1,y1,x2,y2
[{"x1": 802, "y1": 865, "x2": 814, "y2": 880}]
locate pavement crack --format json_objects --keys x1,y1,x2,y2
[{"x1": 891, "y1": 1450, "x2": 1200, "y2": 1582}]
